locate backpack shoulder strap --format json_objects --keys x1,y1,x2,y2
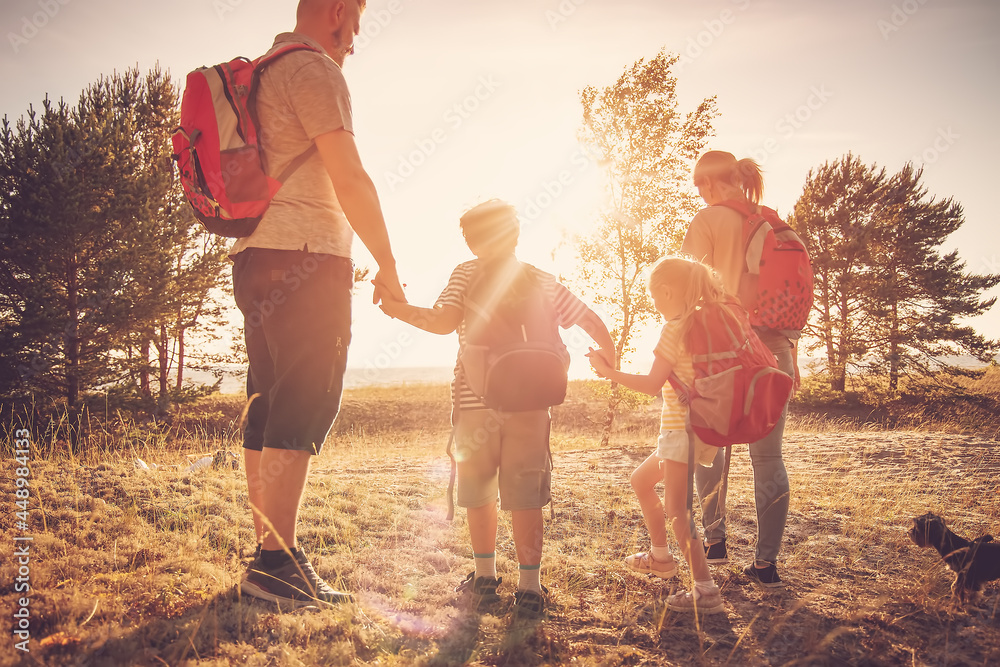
[
  {"x1": 464, "y1": 257, "x2": 523, "y2": 327},
  {"x1": 756, "y1": 205, "x2": 791, "y2": 233},
  {"x1": 253, "y1": 43, "x2": 324, "y2": 71},
  {"x1": 714, "y1": 199, "x2": 758, "y2": 220},
  {"x1": 517, "y1": 262, "x2": 549, "y2": 292},
  {"x1": 249, "y1": 43, "x2": 324, "y2": 182},
  {"x1": 713, "y1": 200, "x2": 774, "y2": 275}
]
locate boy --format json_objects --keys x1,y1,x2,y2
[{"x1": 379, "y1": 199, "x2": 614, "y2": 617}]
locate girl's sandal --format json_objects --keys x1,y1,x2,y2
[{"x1": 624, "y1": 551, "x2": 678, "y2": 579}]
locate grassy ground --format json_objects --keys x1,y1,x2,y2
[{"x1": 1, "y1": 382, "x2": 998, "y2": 666}]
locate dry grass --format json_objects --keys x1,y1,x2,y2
[
  {"x1": 790, "y1": 366, "x2": 1000, "y2": 439},
  {"x1": 1, "y1": 382, "x2": 999, "y2": 666}
]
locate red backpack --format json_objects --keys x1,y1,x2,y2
[
  {"x1": 716, "y1": 200, "x2": 814, "y2": 334},
  {"x1": 668, "y1": 299, "x2": 792, "y2": 447},
  {"x1": 171, "y1": 44, "x2": 321, "y2": 238}
]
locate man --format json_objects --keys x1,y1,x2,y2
[{"x1": 234, "y1": 0, "x2": 405, "y2": 607}]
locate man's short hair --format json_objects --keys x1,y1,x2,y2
[{"x1": 297, "y1": 0, "x2": 365, "y2": 19}]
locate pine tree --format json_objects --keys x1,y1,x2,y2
[
  {"x1": 791, "y1": 154, "x2": 999, "y2": 392},
  {"x1": 132, "y1": 178, "x2": 230, "y2": 413},
  {"x1": 866, "y1": 164, "x2": 999, "y2": 390},
  {"x1": 790, "y1": 153, "x2": 888, "y2": 391},
  {"x1": 0, "y1": 67, "x2": 230, "y2": 420},
  {"x1": 0, "y1": 85, "x2": 168, "y2": 409},
  {"x1": 574, "y1": 50, "x2": 717, "y2": 444}
]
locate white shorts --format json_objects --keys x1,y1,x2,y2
[{"x1": 656, "y1": 429, "x2": 717, "y2": 467}]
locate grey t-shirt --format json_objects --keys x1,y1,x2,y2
[{"x1": 230, "y1": 33, "x2": 355, "y2": 258}]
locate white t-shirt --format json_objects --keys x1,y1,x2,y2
[{"x1": 681, "y1": 205, "x2": 745, "y2": 297}]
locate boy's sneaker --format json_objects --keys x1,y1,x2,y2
[
  {"x1": 666, "y1": 586, "x2": 725, "y2": 614},
  {"x1": 514, "y1": 584, "x2": 548, "y2": 618},
  {"x1": 743, "y1": 561, "x2": 784, "y2": 588},
  {"x1": 455, "y1": 571, "x2": 502, "y2": 609},
  {"x1": 241, "y1": 550, "x2": 354, "y2": 607},
  {"x1": 704, "y1": 540, "x2": 729, "y2": 565},
  {"x1": 624, "y1": 552, "x2": 678, "y2": 579}
]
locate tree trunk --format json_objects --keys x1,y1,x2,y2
[
  {"x1": 140, "y1": 339, "x2": 152, "y2": 398},
  {"x1": 833, "y1": 274, "x2": 852, "y2": 393},
  {"x1": 156, "y1": 323, "x2": 171, "y2": 416},
  {"x1": 600, "y1": 331, "x2": 630, "y2": 447},
  {"x1": 175, "y1": 325, "x2": 185, "y2": 391},
  {"x1": 601, "y1": 384, "x2": 619, "y2": 447},
  {"x1": 65, "y1": 259, "x2": 80, "y2": 409},
  {"x1": 831, "y1": 367, "x2": 847, "y2": 393},
  {"x1": 889, "y1": 300, "x2": 899, "y2": 392},
  {"x1": 819, "y1": 274, "x2": 840, "y2": 391},
  {"x1": 65, "y1": 256, "x2": 83, "y2": 451},
  {"x1": 175, "y1": 300, "x2": 202, "y2": 391}
]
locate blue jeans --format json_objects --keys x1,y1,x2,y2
[{"x1": 695, "y1": 329, "x2": 792, "y2": 564}]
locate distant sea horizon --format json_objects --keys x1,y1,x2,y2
[
  {"x1": 187, "y1": 364, "x2": 456, "y2": 395},
  {"x1": 188, "y1": 354, "x2": 998, "y2": 396}
]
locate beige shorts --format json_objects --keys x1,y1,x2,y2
[
  {"x1": 454, "y1": 409, "x2": 552, "y2": 511},
  {"x1": 656, "y1": 429, "x2": 717, "y2": 467}
]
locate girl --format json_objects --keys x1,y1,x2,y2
[{"x1": 587, "y1": 256, "x2": 726, "y2": 613}]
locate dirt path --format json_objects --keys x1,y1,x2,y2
[{"x1": 543, "y1": 430, "x2": 1000, "y2": 666}]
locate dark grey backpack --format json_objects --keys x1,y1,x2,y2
[{"x1": 460, "y1": 258, "x2": 569, "y2": 412}]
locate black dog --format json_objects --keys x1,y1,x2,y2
[{"x1": 908, "y1": 512, "x2": 1000, "y2": 604}]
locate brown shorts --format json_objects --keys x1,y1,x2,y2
[
  {"x1": 454, "y1": 409, "x2": 552, "y2": 511},
  {"x1": 233, "y1": 248, "x2": 353, "y2": 455}
]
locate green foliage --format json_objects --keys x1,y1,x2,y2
[
  {"x1": 586, "y1": 379, "x2": 654, "y2": 413},
  {"x1": 354, "y1": 266, "x2": 371, "y2": 285},
  {"x1": 135, "y1": 183, "x2": 231, "y2": 410},
  {"x1": 791, "y1": 371, "x2": 853, "y2": 409},
  {"x1": 81, "y1": 377, "x2": 222, "y2": 417},
  {"x1": 575, "y1": 51, "x2": 717, "y2": 349},
  {"x1": 867, "y1": 164, "x2": 1000, "y2": 390},
  {"x1": 790, "y1": 153, "x2": 887, "y2": 391},
  {"x1": 791, "y1": 153, "x2": 999, "y2": 392},
  {"x1": 0, "y1": 67, "x2": 230, "y2": 414},
  {"x1": 573, "y1": 50, "x2": 717, "y2": 444},
  {"x1": 788, "y1": 365, "x2": 1000, "y2": 437}
]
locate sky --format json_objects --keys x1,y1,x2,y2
[{"x1": 2, "y1": 0, "x2": 999, "y2": 380}]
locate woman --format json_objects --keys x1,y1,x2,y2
[{"x1": 681, "y1": 150, "x2": 800, "y2": 588}]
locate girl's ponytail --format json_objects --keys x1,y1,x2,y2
[
  {"x1": 736, "y1": 158, "x2": 764, "y2": 205},
  {"x1": 688, "y1": 261, "x2": 726, "y2": 308},
  {"x1": 694, "y1": 151, "x2": 766, "y2": 205}
]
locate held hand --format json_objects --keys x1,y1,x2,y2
[
  {"x1": 371, "y1": 268, "x2": 406, "y2": 305},
  {"x1": 379, "y1": 297, "x2": 405, "y2": 320},
  {"x1": 594, "y1": 346, "x2": 615, "y2": 369},
  {"x1": 586, "y1": 347, "x2": 612, "y2": 378}
]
